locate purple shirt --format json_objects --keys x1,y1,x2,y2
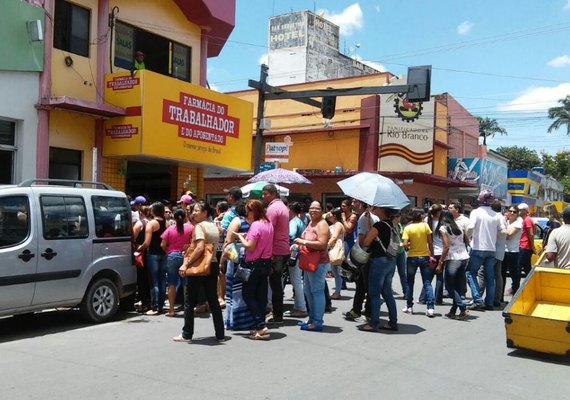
[
  {"x1": 161, "y1": 223, "x2": 193, "y2": 253},
  {"x1": 266, "y1": 198, "x2": 290, "y2": 256},
  {"x1": 245, "y1": 220, "x2": 274, "y2": 262}
]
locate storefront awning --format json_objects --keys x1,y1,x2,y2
[
  {"x1": 381, "y1": 172, "x2": 478, "y2": 188},
  {"x1": 37, "y1": 97, "x2": 126, "y2": 118}
]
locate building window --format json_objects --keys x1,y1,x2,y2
[
  {"x1": 53, "y1": 0, "x2": 90, "y2": 57},
  {"x1": 49, "y1": 147, "x2": 82, "y2": 181},
  {"x1": 114, "y1": 21, "x2": 191, "y2": 82},
  {"x1": 0, "y1": 120, "x2": 16, "y2": 184}
]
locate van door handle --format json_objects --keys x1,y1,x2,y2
[
  {"x1": 18, "y1": 249, "x2": 35, "y2": 262},
  {"x1": 41, "y1": 248, "x2": 58, "y2": 260}
]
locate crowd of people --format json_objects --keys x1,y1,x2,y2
[{"x1": 128, "y1": 186, "x2": 570, "y2": 342}]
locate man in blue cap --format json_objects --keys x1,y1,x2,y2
[{"x1": 130, "y1": 195, "x2": 146, "y2": 225}]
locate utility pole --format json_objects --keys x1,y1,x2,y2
[{"x1": 253, "y1": 64, "x2": 268, "y2": 173}]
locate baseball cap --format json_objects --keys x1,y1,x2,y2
[
  {"x1": 477, "y1": 189, "x2": 494, "y2": 206},
  {"x1": 562, "y1": 206, "x2": 570, "y2": 217},
  {"x1": 130, "y1": 195, "x2": 146, "y2": 206},
  {"x1": 223, "y1": 186, "x2": 243, "y2": 200},
  {"x1": 517, "y1": 203, "x2": 529, "y2": 211},
  {"x1": 177, "y1": 194, "x2": 193, "y2": 204}
]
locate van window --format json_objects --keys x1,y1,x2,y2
[
  {"x1": 0, "y1": 196, "x2": 30, "y2": 247},
  {"x1": 92, "y1": 196, "x2": 130, "y2": 238},
  {"x1": 41, "y1": 195, "x2": 89, "y2": 239}
]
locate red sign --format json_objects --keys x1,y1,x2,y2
[
  {"x1": 106, "y1": 124, "x2": 138, "y2": 138},
  {"x1": 162, "y1": 93, "x2": 240, "y2": 145},
  {"x1": 107, "y1": 76, "x2": 140, "y2": 91}
]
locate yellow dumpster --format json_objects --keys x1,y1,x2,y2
[{"x1": 502, "y1": 266, "x2": 570, "y2": 356}]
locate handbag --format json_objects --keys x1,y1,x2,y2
[
  {"x1": 328, "y1": 239, "x2": 345, "y2": 266},
  {"x1": 234, "y1": 263, "x2": 252, "y2": 282},
  {"x1": 299, "y1": 245, "x2": 320, "y2": 272},
  {"x1": 133, "y1": 251, "x2": 145, "y2": 268},
  {"x1": 222, "y1": 242, "x2": 239, "y2": 263},
  {"x1": 184, "y1": 242, "x2": 214, "y2": 277}
]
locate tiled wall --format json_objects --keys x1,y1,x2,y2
[{"x1": 102, "y1": 157, "x2": 126, "y2": 192}]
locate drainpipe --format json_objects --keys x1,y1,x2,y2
[{"x1": 36, "y1": 0, "x2": 54, "y2": 179}]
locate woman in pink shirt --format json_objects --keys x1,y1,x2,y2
[
  {"x1": 161, "y1": 208, "x2": 193, "y2": 317},
  {"x1": 232, "y1": 199, "x2": 274, "y2": 340}
]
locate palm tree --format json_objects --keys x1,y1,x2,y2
[
  {"x1": 477, "y1": 116, "x2": 507, "y2": 146},
  {"x1": 547, "y1": 95, "x2": 570, "y2": 135}
]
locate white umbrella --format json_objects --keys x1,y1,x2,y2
[
  {"x1": 248, "y1": 168, "x2": 311, "y2": 184},
  {"x1": 240, "y1": 181, "x2": 289, "y2": 198},
  {"x1": 337, "y1": 172, "x2": 410, "y2": 210}
]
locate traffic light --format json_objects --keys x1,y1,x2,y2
[{"x1": 321, "y1": 95, "x2": 336, "y2": 119}]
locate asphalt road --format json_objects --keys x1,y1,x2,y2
[{"x1": 1, "y1": 276, "x2": 569, "y2": 400}]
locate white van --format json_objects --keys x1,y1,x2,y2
[{"x1": 0, "y1": 179, "x2": 136, "y2": 323}]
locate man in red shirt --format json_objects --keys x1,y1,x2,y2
[
  {"x1": 517, "y1": 203, "x2": 536, "y2": 277},
  {"x1": 262, "y1": 184, "x2": 290, "y2": 324}
]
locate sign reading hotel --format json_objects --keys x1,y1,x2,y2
[
  {"x1": 378, "y1": 92, "x2": 435, "y2": 174},
  {"x1": 103, "y1": 71, "x2": 253, "y2": 172},
  {"x1": 269, "y1": 12, "x2": 307, "y2": 50}
]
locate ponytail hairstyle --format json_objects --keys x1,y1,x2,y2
[{"x1": 173, "y1": 207, "x2": 186, "y2": 234}]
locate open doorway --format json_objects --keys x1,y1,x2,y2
[{"x1": 126, "y1": 161, "x2": 173, "y2": 203}]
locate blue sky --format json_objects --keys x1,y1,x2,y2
[{"x1": 208, "y1": 0, "x2": 570, "y2": 155}]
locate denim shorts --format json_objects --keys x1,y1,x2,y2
[{"x1": 166, "y1": 251, "x2": 184, "y2": 285}]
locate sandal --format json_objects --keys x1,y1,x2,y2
[
  {"x1": 330, "y1": 293, "x2": 342, "y2": 300},
  {"x1": 145, "y1": 309, "x2": 158, "y2": 316},
  {"x1": 172, "y1": 335, "x2": 192, "y2": 343},
  {"x1": 284, "y1": 310, "x2": 308, "y2": 318},
  {"x1": 249, "y1": 331, "x2": 270, "y2": 340},
  {"x1": 164, "y1": 311, "x2": 176, "y2": 317},
  {"x1": 358, "y1": 324, "x2": 378, "y2": 332}
]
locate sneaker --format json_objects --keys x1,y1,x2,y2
[
  {"x1": 173, "y1": 335, "x2": 192, "y2": 343},
  {"x1": 468, "y1": 302, "x2": 485, "y2": 311},
  {"x1": 402, "y1": 306, "x2": 413, "y2": 314},
  {"x1": 426, "y1": 309, "x2": 435, "y2": 318},
  {"x1": 444, "y1": 312, "x2": 456, "y2": 319},
  {"x1": 343, "y1": 309, "x2": 361, "y2": 320},
  {"x1": 457, "y1": 309, "x2": 470, "y2": 320}
]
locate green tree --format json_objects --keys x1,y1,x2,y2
[
  {"x1": 547, "y1": 95, "x2": 570, "y2": 135},
  {"x1": 477, "y1": 116, "x2": 507, "y2": 146},
  {"x1": 496, "y1": 146, "x2": 541, "y2": 170}
]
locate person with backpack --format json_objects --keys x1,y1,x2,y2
[{"x1": 358, "y1": 206, "x2": 400, "y2": 332}]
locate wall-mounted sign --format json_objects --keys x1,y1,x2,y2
[{"x1": 264, "y1": 142, "x2": 289, "y2": 162}]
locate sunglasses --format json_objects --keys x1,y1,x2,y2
[{"x1": 508, "y1": 210, "x2": 518, "y2": 213}]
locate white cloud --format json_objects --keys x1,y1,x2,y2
[
  {"x1": 258, "y1": 53, "x2": 268, "y2": 66},
  {"x1": 320, "y1": 3, "x2": 363, "y2": 36},
  {"x1": 497, "y1": 83, "x2": 570, "y2": 113},
  {"x1": 457, "y1": 20, "x2": 474, "y2": 35},
  {"x1": 565, "y1": 0, "x2": 570, "y2": 10},
  {"x1": 547, "y1": 55, "x2": 570, "y2": 67}
]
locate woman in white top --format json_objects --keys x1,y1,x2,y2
[
  {"x1": 502, "y1": 206, "x2": 523, "y2": 300},
  {"x1": 439, "y1": 210, "x2": 470, "y2": 319}
]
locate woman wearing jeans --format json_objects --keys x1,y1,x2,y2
[
  {"x1": 232, "y1": 199, "x2": 274, "y2": 340},
  {"x1": 294, "y1": 201, "x2": 330, "y2": 332},
  {"x1": 402, "y1": 208, "x2": 435, "y2": 317},
  {"x1": 438, "y1": 210, "x2": 470, "y2": 319},
  {"x1": 285, "y1": 202, "x2": 307, "y2": 318},
  {"x1": 137, "y1": 202, "x2": 167, "y2": 315},
  {"x1": 360, "y1": 207, "x2": 399, "y2": 331}
]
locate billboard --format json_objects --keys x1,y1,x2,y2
[
  {"x1": 378, "y1": 93, "x2": 435, "y2": 173},
  {"x1": 269, "y1": 12, "x2": 307, "y2": 50},
  {"x1": 448, "y1": 157, "x2": 508, "y2": 199}
]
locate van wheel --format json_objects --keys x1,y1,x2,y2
[{"x1": 80, "y1": 278, "x2": 119, "y2": 323}]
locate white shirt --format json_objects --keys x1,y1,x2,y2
[
  {"x1": 505, "y1": 217, "x2": 523, "y2": 253},
  {"x1": 468, "y1": 206, "x2": 506, "y2": 252},
  {"x1": 495, "y1": 217, "x2": 508, "y2": 261},
  {"x1": 357, "y1": 211, "x2": 379, "y2": 250},
  {"x1": 545, "y1": 224, "x2": 570, "y2": 269}
]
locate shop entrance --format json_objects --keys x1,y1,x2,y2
[{"x1": 126, "y1": 161, "x2": 174, "y2": 203}]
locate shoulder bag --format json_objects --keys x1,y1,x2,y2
[
  {"x1": 299, "y1": 245, "x2": 320, "y2": 272},
  {"x1": 184, "y1": 224, "x2": 214, "y2": 277},
  {"x1": 328, "y1": 238, "x2": 345, "y2": 266}
]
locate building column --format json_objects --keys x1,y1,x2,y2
[{"x1": 200, "y1": 28, "x2": 209, "y2": 87}]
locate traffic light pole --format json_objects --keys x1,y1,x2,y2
[{"x1": 253, "y1": 65, "x2": 268, "y2": 174}]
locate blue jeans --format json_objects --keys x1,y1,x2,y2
[
  {"x1": 166, "y1": 251, "x2": 184, "y2": 285},
  {"x1": 467, "y1": 250, "x2": 496, "y2": 306},
  {"x1": 331, "y1": 264, "x2": 343, "y2": 295},
  {"x1": 395, "y1": 251, "x2": 408, "y2": 298},
  {"x1": 368, "y1": 256, "x2": 397, "y2": 329},
  {"x1": 242, "y1": 259, "x2": 271, "y2": 329},
  {"x1": 288, "y1": 259, "x2": 307, "y2": 312},
  {"x1": 444, "y1": 259, "x2": 468, "y2": 313},
  {"x1": 406, "y1": 256, "x2": 435, "y2": 309},
  {"x1": 303, "y1": 262, "x2": 328, "y2": 328},
  {"x1": 147, "y1": 253, "x2": 167, "y2": 312}
]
